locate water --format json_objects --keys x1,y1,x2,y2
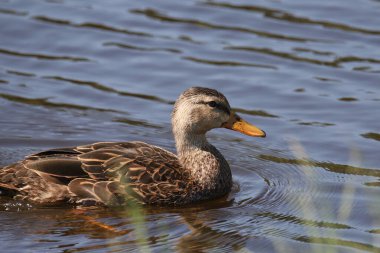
[{"x1": 0, "y1": 0, "x2": 379, "y2": 252}]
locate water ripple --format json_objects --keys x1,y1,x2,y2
[
  {"x1": 103, "y1": 41, "x2": 182, "y2": 54},
  {"x1": 233, "y1": 108, "x2": 279, "y2": 118},
  {"x1": 256, "y1": 211, "x2": 352, "y2": 229},
  {"x1": 183, "y1": 56, "x2": 277, "y2": 69},
  {"x1": 294, "y1": 236, "x2": 380, "y2": 253},
  {"x1": 361, "y1": 132, "x2": 380, "y2": 142},
  {"x1": 0, "y1": 48, "x2": 90, "y2": 62},
  {"x1": 32, "y1": 15, "x2": 152, "y2": 37},
  {"x1": 7, "y1": 69, "x2": 36, "y2": 77},
  {"x1": 131, "y1": 8, "x2": 321, "y2": 42},
  {"x1": 205, "y1": 1, "x2": 380, "y2": 36},
  {"x1": 0, "y1": 8, "x2": 28, "y2": 16},
  {"x1": 0, "y1": 93, "x2": 122, "y2": 113},
  {"x1": 114, "y1": 117, "x2": 163, "y2": 129},
  {"x1": 259, "y1": 154, "x2": 380, "y2": 178},
  {"x1": 225, "y1": 46, "x2": 380, "y2": 68},
  {"x1": 43, "y1": 76, "x2": 172, "y2": 104}
]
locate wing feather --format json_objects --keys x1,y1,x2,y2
[
  {"x1": 1, "y1": 141, "x2": 189, "y2": 205},
  {"x1": 26, "y1": 157, "x2": 86, "y2": 178}
]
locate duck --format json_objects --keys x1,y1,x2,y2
[{"x1": 0, "y1": 87, "x2": 266, "y2": 206}]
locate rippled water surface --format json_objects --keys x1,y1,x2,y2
[{"x1": 1, "y1": 0, "x2": 380, "y2": 252}]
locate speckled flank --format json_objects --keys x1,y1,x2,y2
[{"x1": 0, "y1": 87, "x2": 236, "y2": 206}]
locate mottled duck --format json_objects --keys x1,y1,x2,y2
[{"x1": 0, "y1": 87, "x2": 266, "y2": 206}]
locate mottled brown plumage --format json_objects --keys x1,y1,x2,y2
[{"x1": 0, "y1": 87, "x2": 266, "y2": 206}]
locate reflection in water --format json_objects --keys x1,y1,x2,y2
[
  {"x1": 361, "y1": 133, "x2": 380, "y2": 142},
  {"x1": 339, "y1": 97, "x2": 359, "y2": 102},
  {"x1": 6, "y1": 69, "x2": 36, "y2": 77},
  {"x1": 43, "y1": 76, "x2": 172, "y2": 104},
  {"x1": 103, "y1": 41, "x2": 182, "y2": 54},
  {"x1": 0, "y1": 93, "x2": 121, "y2": 112},
  {"x1": 294, "y1": 236, "x2": 380, "y2": 253},
  {"x1": 259, "y1": 154, "x2": 380, "y2": 177},
  {"x1": 0, "y1": 8, "x2": 27, "y2": 16},
  {"x1": 297, "y1": 121, "x2": 335, "y2": 127},
  {"x1": 233, "y1": 108, "x2": 279, "y2": 118},
  {"x1": 33, "y1": 16, "x2": 152, "y2": 37},
  {"x1": 114, "y1": 117, "x2": 163, "y2": 129},
  {"x1": 0, "y1": 48, "x2": 90, "y2": 62},
  {"x1": 255, "y1": 211, "x2": 352, "y2": 229},
  {"x1": 176, "y1": 211, "x2": 248, "y2": 253},
  {"x1": 205, "y1": 1, "x2": 380, "y2": 35},
  {"x1": 183, "y1": 56, "x2": 277, "y2": 69},
  {"x1": 225, "y1": 46, "x2": 380, "y2": 69},
  {"x1": 131, "y1": 8, "x2": 320, "y2": 42}
]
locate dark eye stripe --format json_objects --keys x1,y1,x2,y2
[
  {"x1": 198, "y1": 101, "x2": 230, "y2": 115},
  {"x1": 217, "y1": 104, "x2": 231, "y2": 115}
]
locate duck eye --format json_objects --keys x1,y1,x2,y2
[{"x1": 208, "y1": 101, "x2": 217, "y2": 107}]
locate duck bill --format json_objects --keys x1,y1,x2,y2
[{"x1": 223, "y1": 113, "x2": 266, "y2": 138}]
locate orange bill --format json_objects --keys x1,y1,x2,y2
[{"x1": 223, "y1": 113, "x2": 266, "y2": 137}]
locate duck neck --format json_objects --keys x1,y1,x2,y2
[
  {"x1": 174, "y1": 130, "x2": 232, "y2": 192},
  {"x1": 175, "y1": 132, "x2": 209, "y2": 155}
]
